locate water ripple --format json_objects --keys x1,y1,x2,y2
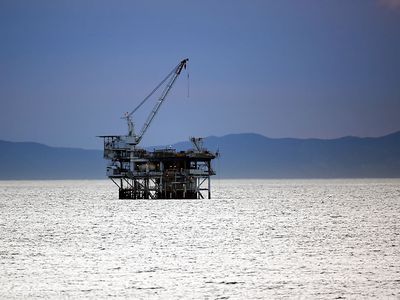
[{"x1": 0, "y1": 179, "x2": 399, "y2": 299}]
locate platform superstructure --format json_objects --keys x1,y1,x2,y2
[{"x1": 99, "y1": 59, "x2": 217, "y2": 199}]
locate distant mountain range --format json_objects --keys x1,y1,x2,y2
[
  {"x1": 1, "y1": 131, "x2": 400, "y2": 179},
  {"x1": 0, "y1": 140, "x2": 104, "y2": 180}
]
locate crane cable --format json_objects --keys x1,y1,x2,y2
[
  {"x1": 126, "y1": 63, "x2": 179, "y2": 118},
  {"x1": 187, "y1": 62, "x2": 190, "y2": 98}
]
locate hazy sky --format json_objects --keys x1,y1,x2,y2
[{"x1": 1, "y1": 0, "x2": 399, "y2": 149}]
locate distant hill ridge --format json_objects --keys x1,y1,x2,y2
[
  {"x1": 0, "y1": 140, "x2": 104, "y2": 179},
  {"x1": 1, "y1": 131, "x2": 399, "y2": 179}
]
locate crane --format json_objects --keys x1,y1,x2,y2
[
  {"x1": 99, "y1": 57, "x2": 217, "y2": 200},
  {"x1": 122, "y1": 58, "x2": 188, "y2": 146}
]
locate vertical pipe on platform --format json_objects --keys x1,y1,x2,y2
[
  {"x1": 208, "y1": 161, "x2": 211, "y2": 199},
  {"x1": 208, "y1": 176, "x2": 211, "y2": 199}
]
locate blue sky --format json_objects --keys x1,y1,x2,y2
[{"x1": 1, "y1": 0, "x2": 399, "y2": 149}]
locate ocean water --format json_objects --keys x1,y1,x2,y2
[{"x1": 0, "y1": 179, "x2": 399, "y2": 299}]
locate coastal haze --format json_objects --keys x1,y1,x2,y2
[{"x1": 1, "y1": 131, "x2": 400, "y2": 179}]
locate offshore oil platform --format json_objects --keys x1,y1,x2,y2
[{"x1": 99, "y1": 59, "x2": 217, "y2": 199}]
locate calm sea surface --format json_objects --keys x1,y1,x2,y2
[{"x1": 0, "y1": 179, "x2": 399, "y2": 299}]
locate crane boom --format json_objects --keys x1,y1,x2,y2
[{"x1": 125, "y1": 58, "x2": 188, "y2": 146}]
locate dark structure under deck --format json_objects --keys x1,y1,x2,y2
[{"x1": 101, "y1": 136, "x2": 216, "y2": 199}]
